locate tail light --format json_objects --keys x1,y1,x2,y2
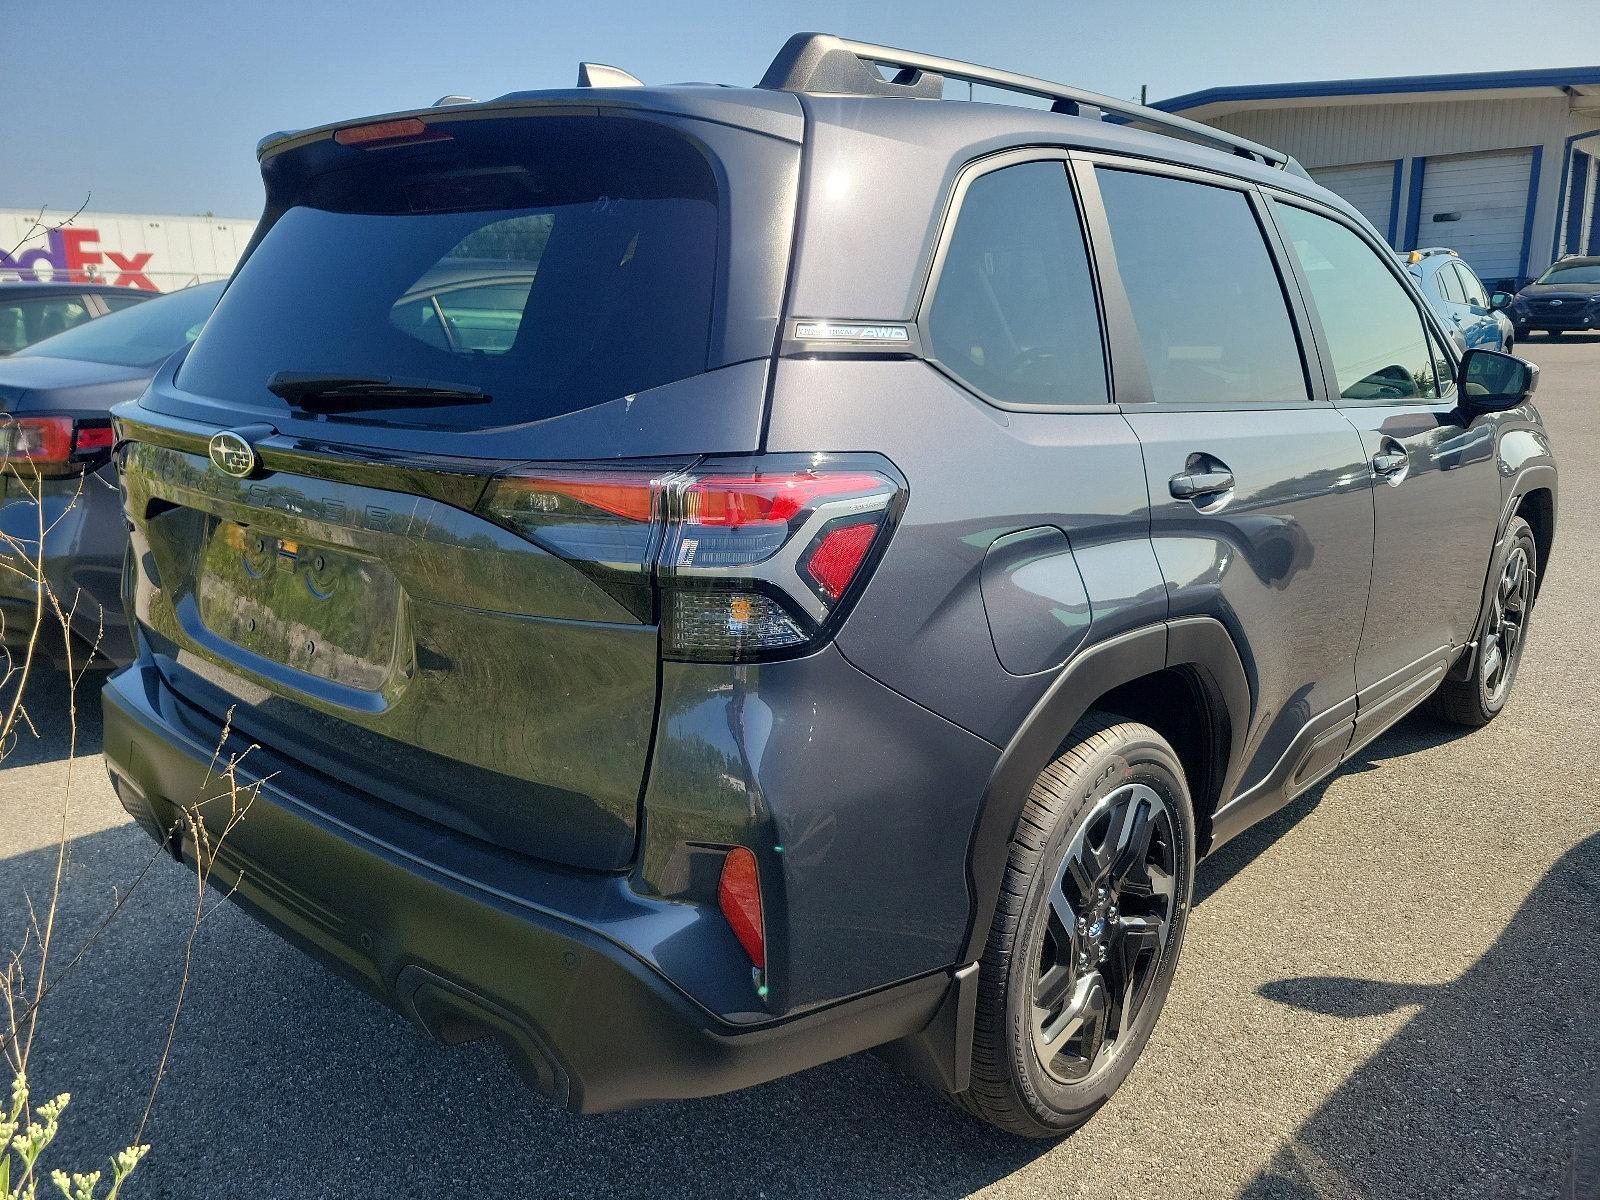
[
  {"x1": 0, "y1": 415, "x2": 115, "y2": 479},
  {"x1": 478, "y1": 453, "x2": 905, "y2": 661}
]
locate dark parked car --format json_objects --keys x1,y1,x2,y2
[
  {"x1": 0, "y1": 281, "x2": 222, "y2": 665},
  {"x1": 1505, "y1": 254, "x2": 1600, "y2": 336},
  {"x1": 1401, "y1": 247, "x2": 1515, "y2": 352},
  {"x1": 0, "y1": 280, "x2": 153, "y2": 355},
  {"x1": 103, "y1": 35, "x2": 1555, "y2": 1139}
]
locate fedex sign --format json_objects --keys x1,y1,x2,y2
[{"x1": 0, "y1": 227, "x2": 156, "y2": 290}]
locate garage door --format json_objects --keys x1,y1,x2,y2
[
  {"x1": 1417, "y1": 149, "x2": 1534, "y2": 283},
  {"x1": 1311, "y1": 162, "x2": 1397, "y2": 244}
]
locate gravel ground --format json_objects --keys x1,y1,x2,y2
[{"x1": 3, "y1": 336, "x2": 1597, "y2": 1199}]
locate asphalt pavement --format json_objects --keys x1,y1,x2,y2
[{"x1": 3, "y1": 336, "x2": 1597, "y2": 1199}]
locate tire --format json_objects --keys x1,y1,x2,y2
[
  {"x1": 1427, "y1": 516, "x2": 1538, "y2": 727},
  {"x1": 957, "y1": 715, "x2": 1196, "y2": 1137}
]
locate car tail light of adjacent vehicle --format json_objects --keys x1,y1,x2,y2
[
  {"x1": 478, "y1": 453, "x2": 905, "y2": 662},
  {"x1": 0, "y1": 415, "x2": 115, "y2": 479}
]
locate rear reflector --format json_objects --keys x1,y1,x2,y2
[
  {"x1": 718, "y1": 847, "x2": 765, "y2": 969},
  {"x1": 802, "y1": 521, "x2": 878, "y2": 601}
]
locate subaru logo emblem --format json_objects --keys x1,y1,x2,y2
[
  {"x1": 1550, "y1": 299, "x2": 1564, "y2": 306},
  {"x1": 208, "y1": 431, "x2": 258, "y2": 478}
]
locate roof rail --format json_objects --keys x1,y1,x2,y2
[
  {"x1": 759, "y1": 33, "x2": 1301, "y2": 171},
  {"x1": 1406, "y1": 246, "x2": 1459, "y2": 261}
]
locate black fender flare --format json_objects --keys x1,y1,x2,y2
[{"x1": 957, "y1": 615, "x2": 1252, "y2": 964}]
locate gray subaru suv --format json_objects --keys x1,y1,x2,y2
[{"x1": 102, "y1": 34, "x2": 1556, "y2": 1137}]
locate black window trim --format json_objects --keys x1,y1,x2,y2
[
  {"x1": 1453, "y1": 260, "x2": 1489, "y2": 308},
  {"x1": 1070, "y1": 149, "x2": 1329, "y2": 413},
  {"x1": 1435, "y1": 260, "x2": 1468, "y2": 305},
  {"x1": 1261, "y1": 186, "x2": 1461, "y2": 410},
  {"x1": 913, "y1": 146, "x2": 1119, "y2": 415}
]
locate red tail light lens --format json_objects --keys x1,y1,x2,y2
[
  {"x1": 477, "y1": 453, "x2": 905, "y2": 662},
  {"x1": 684, "y1": 472, "x2": 892, "y2": 528},
  {"x1": 0, "y1": 415, "x2": 113, "y2": 478},
  {"x1": 483, "y1": 469, "x2": 661, "y2": 525},
  {"x1": 477, "y1": 467, "x2": 667, "y2": 620},
  {"x1": 73, "y1": 423, "x2": 115, "y2": 453},
  {"x1": 718, "y1": 847, "x2": 765, "y2": 969}
]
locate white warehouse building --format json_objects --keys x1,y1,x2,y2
[{"x1": 1157, "y1": 65, "x2": 1600, "y2": 289}]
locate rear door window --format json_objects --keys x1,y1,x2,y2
[
  {"x1": 1094, "y1": 168, "x2": 1310, "y2": 405},
  {"x1": 1453, "y1": 262, "x2": 1489, "y2": 307},
  {"x1": 177, "y1": 116, "x2": 720, "y2": 428},
  {"x1": 0, "y1": 296, "x2": 93, "y2": 353},
  {"x1": 1273, "y1": 202, "x2": 1443, "y2": 401},
  {"x1": 1435, "y1": 264, "x2": 1467, "y2": 304},
  {"x1": 924, "y1": 160, "x2": 1108, "y2": 408}
]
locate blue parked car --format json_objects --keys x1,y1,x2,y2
[{"x1": 1402, "y1": 247, "x2": 1515, "y2": 353}]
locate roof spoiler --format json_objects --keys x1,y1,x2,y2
[{"x1": 759, "y1": 33, "x2": 1307, "y2": 173}]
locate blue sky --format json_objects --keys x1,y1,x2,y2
[{"x1": 10, "y1": 0, "x2": 1600, "y2": 217}]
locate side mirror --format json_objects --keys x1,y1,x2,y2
[
  {"x1": 1459, "y1": 348, "x2": 1538, "y2": 414},
  {"x1": 1489, "y1": 291, "x2": 1512, "y2": 310}
]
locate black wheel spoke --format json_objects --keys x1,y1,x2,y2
[
  {"x1": 1111, "y1": 799, "x2": 1155, "y2": 884},
  {"x1": 1035, "y1": 961, "x2": 1075, "y2": 1012},
  {"x1": 1035, "y1": 971, "x2": 1108, "y2": 1073},
  {"x1": 1064, "y1": 853, "x2": 1098, "y2": 909},
  {"x1": 1106, "y1": 915, "x2": 1161, "y2": 1038}
]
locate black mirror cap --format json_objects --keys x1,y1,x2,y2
[
  {"x1": 1459, "y1": 348, "x2": 1538, "y2": 415},
  {"x1": 1490, "y1": 291, "x2": 1512, "y2": 309}
]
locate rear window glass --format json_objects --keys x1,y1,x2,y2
[
  {"x1": 177, "y1": 116, "x2": 719, "y2": 427},
  {"x1": 14, "y1": 281, "x2": 220, "y2": 366}
]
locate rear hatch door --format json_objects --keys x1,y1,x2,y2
[{"x1": 116, "y1": 96, "x2": 801, "y2": 871}]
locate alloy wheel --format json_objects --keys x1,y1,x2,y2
[
  {"x1": 1481, "y1": 544, "x2": 1534, "y2": 704},
  {"x1": 1031, "y1": 783, "x2": 1178, "y2": 1085}
]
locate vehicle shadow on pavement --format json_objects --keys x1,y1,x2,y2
[
  {"x1": 3, "y1": 707, "x2": 1574, "y2": 1200},
  {"x1": 1241, "y1": 831, "x2": 1600, "y2": 1198},
  {"x1": 0, "y1": 666, "x2": 106, "y2": 767},
  {"x1": 1195, "y1": 711, "x2": 1476, "y2": 908}
]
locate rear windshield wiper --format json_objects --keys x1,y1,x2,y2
[{"x1": 267, "y1": 372, "x2": 491, "y2": 413}]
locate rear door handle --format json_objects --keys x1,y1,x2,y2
[
  {"x1": 1372, "y1": 449, "x2": 1408, "y2": 477},
  {"x1": 1168, "y1": 469, "x2": 1235, "y2": 499}
]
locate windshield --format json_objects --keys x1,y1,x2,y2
[
  {"x1": 15, "y1": 281, "x2": 224, "y2": 367},
  {"x1": 176, "y1": 115, "x2": 720, "y2": 429},
  {"x1": 1534, "y1": 262, "x2": 1600, "y2": 285}
]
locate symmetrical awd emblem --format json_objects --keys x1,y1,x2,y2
[{"x1": 208, "y1": 431, "x2": 258, "y2": 478}]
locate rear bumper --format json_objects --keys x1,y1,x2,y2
[{"x1": 100, "y1": 657, "x2": 951, "y2": 1113}]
